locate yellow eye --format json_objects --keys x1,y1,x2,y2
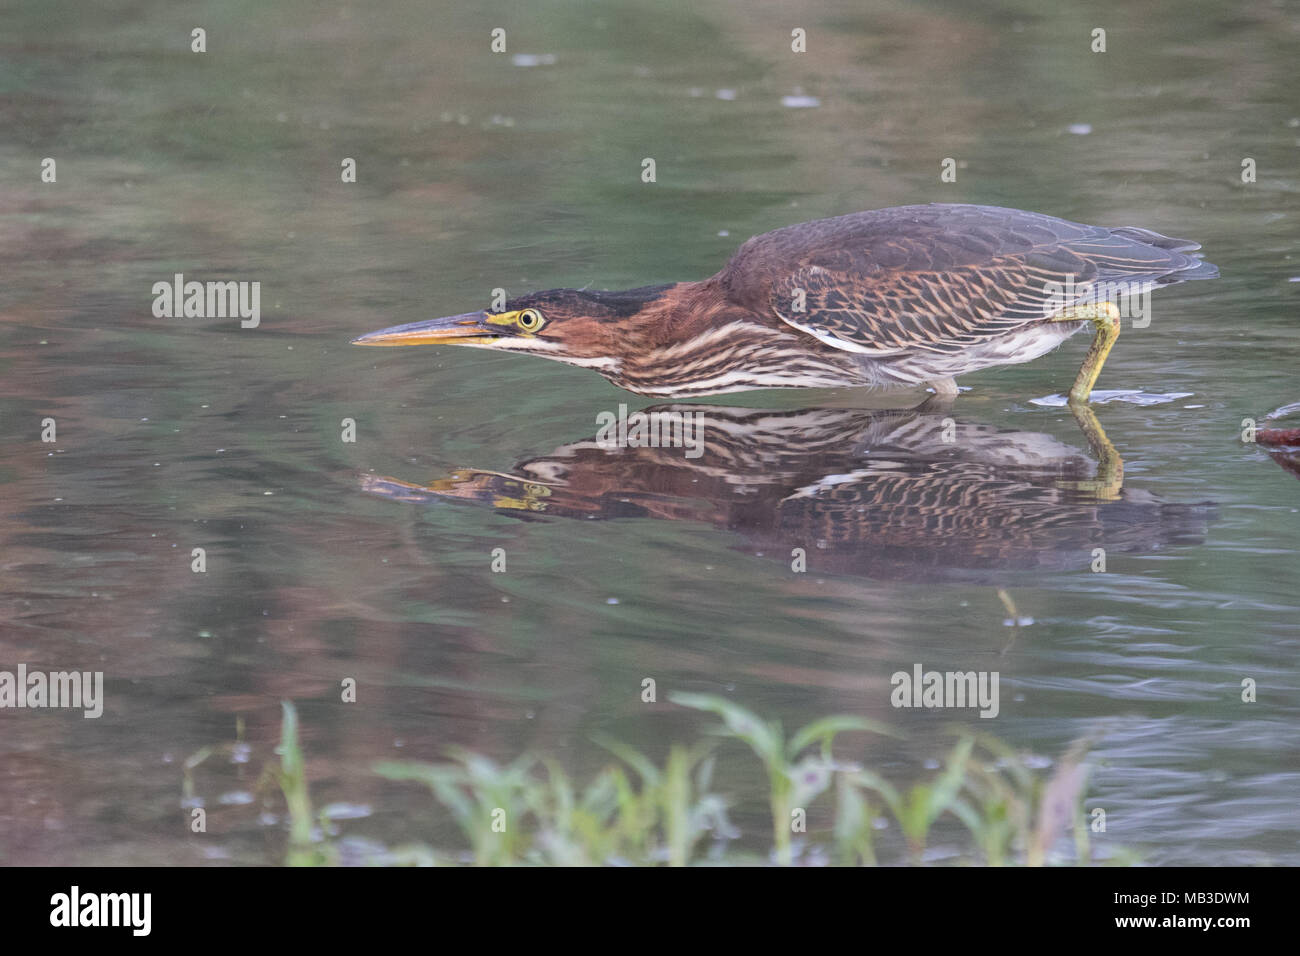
[{"x1": 517, "y1": 308, "x2": 544, "y2": 331}]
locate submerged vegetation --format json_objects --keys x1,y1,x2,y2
[{"x1": 185, "y1": 698, "x2": 1126, "y2": 866}]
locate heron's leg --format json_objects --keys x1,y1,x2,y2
[
  {"x1": 1055, "y1": 402, "x2": 1124, "y2": 501},
  {"x1": 1049, "y1": 302, "x2": 1121, "y2": 405}
]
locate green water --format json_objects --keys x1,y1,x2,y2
[{"x1": 1, "y1": 0, "x2": 1298, "y2": 864}]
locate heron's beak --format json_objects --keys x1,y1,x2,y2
[{"x1": 351, "y1": 311, "x2": 501, "y2": 347}]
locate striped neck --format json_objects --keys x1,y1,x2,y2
[{"x1": 609, "y1": 287, "x2": 863, "y2": 396}]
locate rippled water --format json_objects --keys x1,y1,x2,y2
[{"x1": 2, "y1": 0, "x2": 1298, "y2": 865}]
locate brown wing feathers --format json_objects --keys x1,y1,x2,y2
[{"x1": 719, "y1": 204, "x2": 1216, "y2": 355}]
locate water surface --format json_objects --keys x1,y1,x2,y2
[{"x1": 1, "y1": 0, "x2": 1298, "y2": 864}]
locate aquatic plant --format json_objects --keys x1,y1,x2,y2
[{"x1": 187, "y1": 697, "x2": 1117, "y2": 866}]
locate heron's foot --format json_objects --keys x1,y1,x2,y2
[{"x1": 1051, "y1": 302, "x2": 1122, "y2": 405}]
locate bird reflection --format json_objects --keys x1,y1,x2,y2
[
  {"x1": 361, "y1": 403, "x2": 1213, "y2": 580},
  {"x1": 1256, "y1": 421, "x2": 1300, "y2": 481}
]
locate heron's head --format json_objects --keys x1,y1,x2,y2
[{"x1": 351, "y1": 285, "x2": 674, "y2": 371}]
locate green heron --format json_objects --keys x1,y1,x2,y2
[{"x1": 353, "y1": 203, "x2": 1217, "y2": 403}]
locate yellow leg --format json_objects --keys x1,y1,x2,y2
[
  {"x1": 1051, "y1": 302, "x2": 1122, "y2": 405},
  {"x1": 1054, "y1": 403, "x2": 1124, "y2": 501},
  {"x1": 1043, "y1": 303, "x2": 1125, "y2": 498}
]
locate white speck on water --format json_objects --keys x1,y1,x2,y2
[
  {"x1": 718, "y1": 230, "x2": 730, "y2": 237},
  {"x1": 1067, "y1": 123, "x2": 1092, "y2": 135},
  {"x1": 1031, "y1": 390, "x2": 1193, "y2": 407},
  {"x1": 606, "y1": 597, "x2": 620, "y2": 605},
  {"x1": 512, "y1": 53, "x2": 556, "y2": 67},
  {"x1": 1264, "y1": 400, "x2": 1300, "y2": 420},
  {"x1": 321, "y1": 802, "x2": 373, "y2": 821},
  {"x1": 782, "y1": 95, "x2": 821, "y2": 108},
  {"x1": 715, "y1": 88, "x2": 737, "y2": 101}
]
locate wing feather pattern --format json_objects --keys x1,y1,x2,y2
[{"x1": 718, "y1": 204, "x2": 1217, "y2": 355}]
